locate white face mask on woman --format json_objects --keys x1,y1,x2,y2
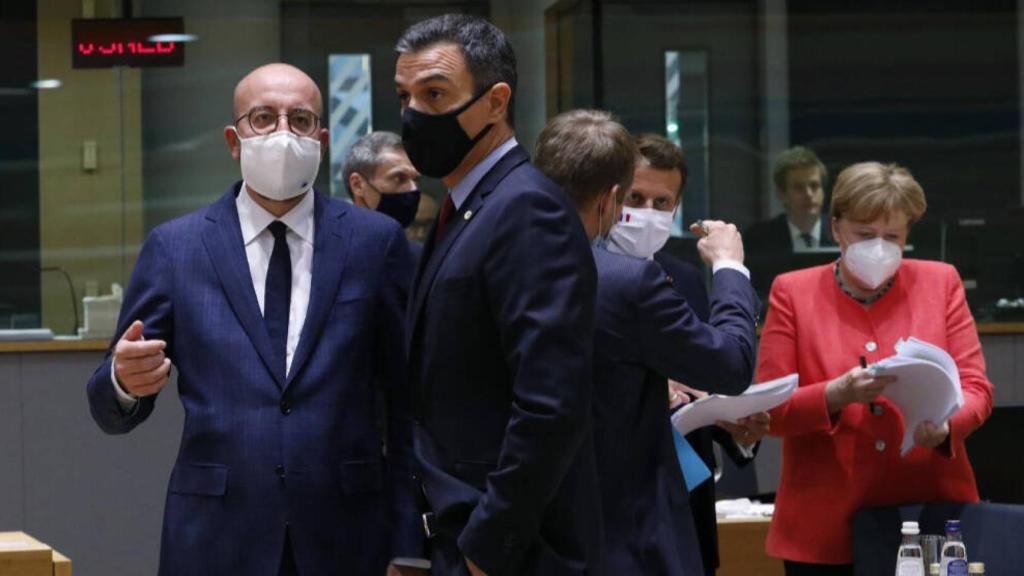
[
  {"x1": 235, "y1": 128, "x2": 321, "y2": 201},
  {"x1": 607, "y1": 206, "x2": 674, "y2": 259},
  {"x1": 842, "y1": 237, "x2": 902, "y2": 289}
]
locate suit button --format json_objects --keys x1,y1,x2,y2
[
  {"x1": 279, "y1": 399, "x2": 291, "y2": 415},
  {"x1": 875, "y1": 440, "x2": 886, "y2": 452},
  {"x1": 871, "y1": 404, "x2": 884, "y2": 416},
  {"x1": 275, "y1": 465, "x2": 286, "y2": 479},
  {"x1": 865, "y1": 341, "x2": 878, "y2": 352}
]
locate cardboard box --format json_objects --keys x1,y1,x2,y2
[
  {"x1": 53, "y1": 550, "x2": 72, "y2": 576},
  {"x1": 0, "y1": 532, "x2": 72, "y2": 576},
  {"x1": 716, "y1": 516, "x2": 784, "y2": 576}
]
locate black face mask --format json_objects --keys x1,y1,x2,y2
[
  {"x1": 401, "y1": 86, "x2": 495, "y2": 178},
  {"x1": 374, "y1": 188, "x2": 421, "y2": 228}
]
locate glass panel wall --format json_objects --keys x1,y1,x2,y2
[{"x1": 1, "y1": 0, "x2": 1022, "y2": 340}]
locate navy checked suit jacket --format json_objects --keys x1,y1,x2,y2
[{"x1": 86, "y1": 183, "x2": 421, "y2": 575}]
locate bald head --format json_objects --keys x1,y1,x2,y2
[
  {"x1": 233, "y1": 63, "x2": 323, "y2": 118},
  {"x1": 226, "y1": 63, "x2": 328, "y2": 164}
]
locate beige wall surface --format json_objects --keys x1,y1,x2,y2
[{"x1": 36, "y1": 0, "x2": 143, "y2": 335}]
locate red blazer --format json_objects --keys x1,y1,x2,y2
[{"x1": 758, "y1": 259, "x2": 993, "y2": 564}]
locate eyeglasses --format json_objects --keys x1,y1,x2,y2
[{"x1": 233, "y1": 106, "x2": 320, "y2": 137}]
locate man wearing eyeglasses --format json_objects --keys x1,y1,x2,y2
[{"x1": 86, "y1": 63, "x2": 421, "y2": 575}]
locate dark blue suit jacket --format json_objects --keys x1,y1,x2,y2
[
  {"x1": 408, "y1": 238, "x2": 424, "y2": 266},
  {"x1": 86, "y1": 183, "x2": 420, "y2": 575},
  {"x1": 408, "y1": 145, "x2": 604, "y2": 575},
  {"x1": 744, "y1": 213, "x2": 836, "y2": 303},
  {"x1": 591, "y1": 248, "x2": 759, "y2": 575},
  {"x1": 655, "y1": 251, "x2": 760, "y2": 575}
]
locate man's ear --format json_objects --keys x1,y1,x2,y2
[
  {"x1": 486, "y1": 82, "x2": 512, "y2": 124},
  {"x1": 608, "y1": 184, "x2": 622, "y2": 207},
  {"x1": 225, "y1": 126, "x2": 241, "y2": 161},
  {"x1": 348, "y1": 172, "x2": 368, "y2": 207},
  {"x1": 608, "y1": 184, "x2": 624, "y2": 224},
  {"x1": 319, "y1": 127, "x2": 329, "y2": 160}
]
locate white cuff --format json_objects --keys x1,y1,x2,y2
[
  {"x1": 735, "y1": 439, "x2": 756, "y2": 459},
  {"x1": 712, "y1": 259, "x2": 750, "y2": 279},
  {"x1": 110, "y1": 354, "x2": 140, "y2": 413}
]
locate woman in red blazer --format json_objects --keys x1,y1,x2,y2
[{"x1": 757, "y1": 162, "x2": 994, "y2": 576}]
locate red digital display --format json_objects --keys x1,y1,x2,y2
[{"x1": 71, "y1": 18, "x2": 186, "y2": 69}]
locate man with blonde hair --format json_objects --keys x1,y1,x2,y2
[{"x1": 537, "y1": 109, "x2": 760, "y2": 575}]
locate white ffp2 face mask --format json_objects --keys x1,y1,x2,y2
[
  {"x1": 607, "y1": 207, "x2": 675, "y2": 259},
  {"x1": 236, "y1": 128, "x2": 321, "y2": 201},
  {"x1": 843, "y1": 237, "x2": 902, "y2": 289}
]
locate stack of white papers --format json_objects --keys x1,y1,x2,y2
[
  {"x1": 715, "y1": 498, "x2": 775, "y2": 518},
  {"x1": 872, "y1": 337, "x2": 964, "y2": 456},
  {"x1": 670, "y1": 373, "x2": 799, "y2": 436}
]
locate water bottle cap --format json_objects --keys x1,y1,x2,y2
[
  {"x1": 901, "y1": 521, "x2": 920, "y2": 535},
  {"x1": 944, "y1": 519, "x2": 962, "y2": 532}
]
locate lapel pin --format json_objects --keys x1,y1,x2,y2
[{"x1": 464, "y1": 210, "x2": 473, "y2": 220}]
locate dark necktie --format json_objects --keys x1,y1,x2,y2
[
  {"x1": 434, "y1": 194, "x2": 456, "y2": 244},
  {"x1": 265, "y1": 221, "x2": 291, "y2": 377},
  {"x1": 800, "y1": 232, "x2": 814, "y2": 248}
]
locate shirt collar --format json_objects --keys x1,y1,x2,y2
[
  {"x1": 448, "y1": 136, "x2": 518, "y2": 210},
  {"x1": 787, "y1": 217, "x2": 821, "y2": 244},
  {"x1": 236, "y1": 182, "x2": 315, "y2": 246}
]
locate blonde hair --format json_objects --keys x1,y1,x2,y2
[{"x1": 830, "y1": 162, "x2": 927, "y2": 224}]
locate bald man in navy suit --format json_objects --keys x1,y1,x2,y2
[{"x1": 87, "y1": 64, "x2": 420, "y2": 575}]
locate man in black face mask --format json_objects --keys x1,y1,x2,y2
[
  {"x1": 395, "y1": 14, "x2": 603, "y2": 576},
  {"x1": 343, "y1": 131, "x2": 423, "y2": 261}
]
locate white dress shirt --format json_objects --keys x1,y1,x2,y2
[
  {"x1": 787, "y1": 218, "x2": 822, "y2": 252},
  {"x1": 113, "y1": 185, "x2": 315, "y2": 410},
  {"x1": 448, "y1": 136, "x2": 519, "y2": 209}
]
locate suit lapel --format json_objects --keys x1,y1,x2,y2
[
  {"x1": 286, "y1": 193, "x2": 351, "y2": 389},
  {"x1": 201, "y1": 185, "x2": 285, "y2": 389},
  {"x1": 407, "y1": 145, "x2": 530, "y2": 350}
]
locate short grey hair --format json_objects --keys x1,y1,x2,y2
[{"x1": 341, "y1": 131, "x2": 404, "y2": 194}]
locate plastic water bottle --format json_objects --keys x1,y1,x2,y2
[
  {"x1": 896, "y1": 521, "x2": 925, "y2": 576},
  {"x1": 940, "y1": 520, "x2": 968, "y2": 576}
]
